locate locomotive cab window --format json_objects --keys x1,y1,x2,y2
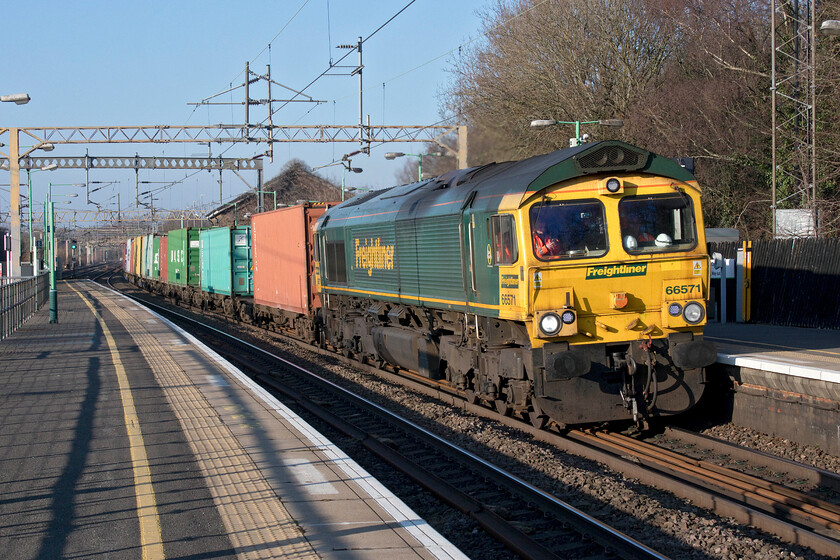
[
  {"x1": 530, "y1": 199, "x2": 607, "y2": 260},
  {"x1": 491, "y1": 214, "x2": 518, "y2": 265},
  {"x1": 619, "y1": 193, "x2": 697, "y2": 254}
]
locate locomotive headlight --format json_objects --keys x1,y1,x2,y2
[
  {"x1": 668, "y1": 302, "x2": 683, "y2": 317},
  {"x1": 682, "y1": 301, "x2": 705, "y2": 324},
  {"x1": 561, "y1": 310, "x2": 576, "y2": 324},
  {"x1": 600, "y1": 177, "x2": 624, "y2": 195},
  {"x1": 539, "y1": 313, "x2": 562, "y2": 336}
]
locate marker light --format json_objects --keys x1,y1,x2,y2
[
  {"x1": 668, "y1": 302, "x2": 683, "y2": 316},
  {"x1": 683, "y1": 302, "x2": 705, "y2": 324},
  {"x1": 561, "y1": 310, "x2": 576, "y2": 324},
  {"x1": 539, "y1": 313, "x2": 562, "y2": 336},
  {"x1": 600, "y1": 177, "x2": 623, "y2": 195}
]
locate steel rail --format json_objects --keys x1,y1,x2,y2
[
  {"x1": 664, "y1": 427, "x2": 840, "y2": 493},
  {"x1": 580, "y1": 430, "x2": 840, "y2": 531},
  {"x1": 557, "y1": 430, "x2": 840, "y2": 556}
]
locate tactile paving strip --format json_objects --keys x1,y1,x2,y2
[{"x1": 87, "y1": 285, "x2": 319, "y2": 560}]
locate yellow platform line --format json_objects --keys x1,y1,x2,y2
[{"x1": 68, "y1": 283, "x2": 165, "y2": 560}]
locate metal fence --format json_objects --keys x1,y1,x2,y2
[
  {"x1": 0, "y1": 274, "x2": 50, "y2": 341},
  {"x1": 709, "y1": 239, "x2": 840, "y2": 329}
]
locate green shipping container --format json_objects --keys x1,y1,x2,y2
[
  {"x1": 152, "y1": 235, "x2": 161, "y2": 278},
  {"x1": 168, "y1": 228, "x2": 202, "y2": 286},
  {"x1": 199, "y1": 226, "x2": 252, "y2": 296}
]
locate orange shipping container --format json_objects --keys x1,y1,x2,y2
[
  {"x1": 133, "y1": 236, "x2": 142, "y2": 276},
  {"x1": 252, "y1": 203, "x2": 332, "y2": 313}
]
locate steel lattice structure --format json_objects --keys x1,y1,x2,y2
[
  {"x1": 0, "y1": 123, "x2": 467, "y2": 274},
  {"x1": 0, "y1": 124, "x2": 462, "y2": 149},
  {"x1": 771, "y1": 0, "x2": 818, "y2": 237},
  {"x1": 1, "y1": 155, "x2": 263, "y2": 171}
]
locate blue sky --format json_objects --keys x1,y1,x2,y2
[{"x1": 1, "y1": 0, "x2": 490, "y2": 214}]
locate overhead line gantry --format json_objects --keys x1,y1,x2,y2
[{"x1": 0, "y1": 123, "x2": 467, "y2": 275}]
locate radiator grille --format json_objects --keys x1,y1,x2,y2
[{"x1": 575, "y1": 144, "x2": 648, "y2": 173}]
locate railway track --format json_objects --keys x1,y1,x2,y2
[
  {"x1": 103, "y1": 273, "x2": 840, "y2": 558},
  {"x1": 654, "y1": 426, "x2": 840, "y2": 498},
  {"x1": 566, "y1": 428, "x2": 840, "y2": 556}
]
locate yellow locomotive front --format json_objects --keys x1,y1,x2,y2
[{"x1": 496, "y1": 149, "x2": 716, "y2": 427}]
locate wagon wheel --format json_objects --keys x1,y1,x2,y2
[
  {"x1": 495, "y1": 399, "x2": 512, "y2": 417},
  {"x1": 464, "y1": 390, "x2": 479, "y2": 405}
]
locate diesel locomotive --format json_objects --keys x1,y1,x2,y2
[
  {"x1": 126, "y1": 140, "x2": 716, "y2": 429},
  {"x1": 314, "y1": 140, "x2": 716, "y2": 427}
]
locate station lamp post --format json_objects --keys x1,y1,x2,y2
[
  {"x1": 821, "y1": 20, "x2": 840, "y2": 36},
  {"x1": 1, "y1": 93, "x2": 30, "y2": 105},
  {"x1": 254, "y1": 190, "x2": 277, "y2": 212},
  {"x1": 224, "y1": 201, "x2": 239, "y2": 226},
  {"x1": 340, "y1": 162, "x2": 363, "y2": 202},
  {"x1": 530, "y1": 119, "x2": 624, "y2": 147},
  {"x1": 314, "y1": 159, "x2": 363, "y2": 202},
  {"x1": 0, "y1": 124, "x2": 54, "y2": 277},
  {"x1": 46, "y1": 183, "x2": 80, "y2": 324},
  {"x1": 384, "y1": 151, "x2": 443, "y2": 181},
  {"x1": 27, "y1": 163, "x2": 59, "y2": 274}
]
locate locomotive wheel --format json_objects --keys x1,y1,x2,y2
[
  {"x1": 495, "y1": 399, "x2": 512, "y2": 417},
  {"x1": 529, "y1": 401, "x2": 548, "y2": 429}
]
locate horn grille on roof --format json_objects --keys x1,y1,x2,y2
[{"x1": 574, "y1": 143, "x2": 649, "y2": 173}]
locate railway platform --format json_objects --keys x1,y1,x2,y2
[
  {"x1": 0, "y1": 280, "x2": 466, "y2": 560},
  {"x1": 706, "y1": 322, "x2": 840, "y2": 381},
  {"x1": 704, "y1": 322, "x2": 840, "y2": 455}
]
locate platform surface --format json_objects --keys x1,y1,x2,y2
[
  {"x1": 0, "y1": 280, "x2": 466, "y2": 560},
  {"x1": 706, "y1": 322, "x2": 840, "y2": 384}
]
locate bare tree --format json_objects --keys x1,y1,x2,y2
[
  {"x1": 632, "y1": 0, "x2": 773, "y2": 234},
  {"x1": 440, "y1": 0, "x2": 840, "y2": 236},
  {"x1": 815, "y1": 0, "x2": 840, "y2": 235},
  {"x1": 445, "y1": 0, "x2": 678, "y2": 160}
]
